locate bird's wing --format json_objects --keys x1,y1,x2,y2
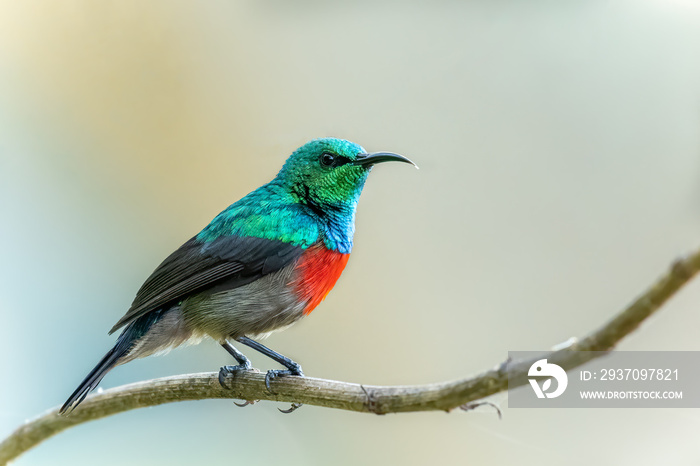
[{"x1": 108, "y1": 235, "x2": 305, "y2": 334}]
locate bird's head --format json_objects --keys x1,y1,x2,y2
[{"x1": 276, "y1": 138, "x2": 415, "y2": 216}]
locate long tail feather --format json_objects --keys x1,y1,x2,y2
[
  {"x1": 60, "y1": 308, "x2": 169, "y2": 415},
  {"x1": 59, "y1": 344, "x2": 127, "y2": 415}
]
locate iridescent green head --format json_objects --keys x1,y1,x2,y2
[
  {"x1": 197, "y1": 138, "x2": 414, "y2": 253},
  {"x1": 276, "y1": 137, "x2": 414, "y2": 215}
]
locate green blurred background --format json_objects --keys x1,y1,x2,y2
[{"x1": 1, "y1": 1, "x2": 700, "y2": 465}]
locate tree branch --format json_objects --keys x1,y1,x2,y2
[{"x1": 2, "y1": 247, "x2": 699, "y2": 465}]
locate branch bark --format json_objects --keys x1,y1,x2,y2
[{"x1": 2, "y1": 247, "x2": 699, "y2": 465}]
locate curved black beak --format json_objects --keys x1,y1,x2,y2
[{"x1": 352, "y1": 151, "x2": 417, "y2": 168}]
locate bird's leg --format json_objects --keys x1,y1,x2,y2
[
  {"x1": 236, "y1": 336, "x2": 304, "y2": 393},
  {"x1": 218, "y1": 340, "x2": 252, "y2": 389}
]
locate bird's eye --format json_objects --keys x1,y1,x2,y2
[{"x1": 320, "y1": 152, "x2": 335, "y2": 167}]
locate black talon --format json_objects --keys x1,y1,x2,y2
[
  {"x1": 218, "y1": 367, "x2": 229, "y2": 388},
  {"x1": 265, "y1": 369, "x2": 283, "y2": 393},
  {"x1": 459, "y1": 401, "x2": 502, "y2": 419},
  {"x1": 264, "y1": 367, "x2": 304, "y2": 393},
  {"x1": 279, "y1": 403, "x2": 303, "y2": 414},
  {"x1": 234, "y1": 400, "x2": 256, "y2": 407},
  {"x1": 265, "y1": 371, "x2": 275, "y2": 392},
  {"x1": 218, "y1": 363, "x2": 251, "y2": 389}
]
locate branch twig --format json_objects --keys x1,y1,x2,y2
[{"x1": 2, "y1": 247, "x2": 699, "y2": 465}]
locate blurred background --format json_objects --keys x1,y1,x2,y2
[{"x1": 1, "y1": 1, "x2": 700, "y2": 465}]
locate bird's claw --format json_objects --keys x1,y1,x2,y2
[
  {"x1": 218, "y1": 363, "x2": 252, "y2": 389},
  {"x1": 234, "y1": 399, "x2": 257, "y2": 407},
  {"x1": 264, "y1": 367, "x2": 304, "y2": 393},
  {"x1": 278, "y1": 403, "x2": 303, "y2": 414},
  {"x1": 459, "y1": 401, "x2": 502, "y2": 419}
]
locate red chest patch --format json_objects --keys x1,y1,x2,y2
[{"x1": 292, "y1": 244, "x2": 350, "y2": 315}]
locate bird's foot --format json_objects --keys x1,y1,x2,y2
[
  {"x1": 218, "y1": 362, "x2": 252, "y2": 389},
  {"x1": 265, "y1": 365, "x2": 304, "y2": 393}
]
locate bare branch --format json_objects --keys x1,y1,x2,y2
[{"x1": 2, "y1": 247, "x2": 699, "y2": 465}]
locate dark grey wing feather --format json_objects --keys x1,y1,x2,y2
[{"x1": 109, "y1": 235, "x2": 305, "y2": 334}]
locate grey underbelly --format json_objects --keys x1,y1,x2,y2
[{"x1": 180, "y1": 265, "x2": 308, "y2": 341}]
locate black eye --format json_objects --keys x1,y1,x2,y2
[{"x1": 320, "y1": 152, "x2": 335, "y2": 167}]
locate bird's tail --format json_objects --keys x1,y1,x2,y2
[
  {"x1": 59, "y1": 342, "x2": 129, "y2": 415},
  {"x1": 60, "y1": 308, "x2": 169, "y2": 415}
]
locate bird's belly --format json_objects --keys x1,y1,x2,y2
[{"x1": 181, "y1": 264, "x2": 306, "y2": 340}]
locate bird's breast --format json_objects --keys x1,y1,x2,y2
[{"x1": 292, "y1": 244, "x2": 350, "y2": 315}]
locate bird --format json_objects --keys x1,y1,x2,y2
[{"x1": 60, "y1": 137, "x2": 415, "y2": 414}]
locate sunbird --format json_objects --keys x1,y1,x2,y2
[{"x1": 60, "y1": 138, "x2": 415, "y2": 414}]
